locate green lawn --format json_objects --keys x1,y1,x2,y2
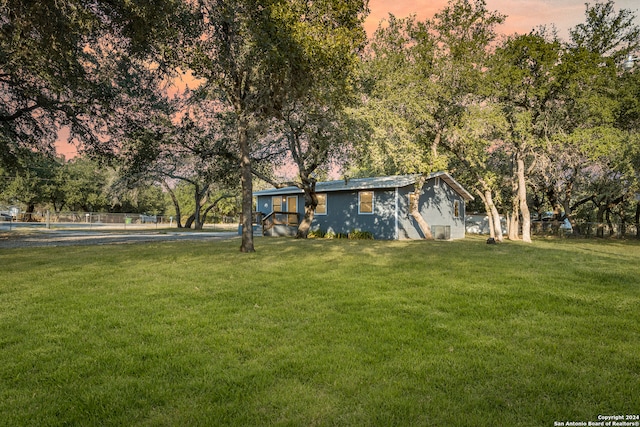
[{"x1": 1, "y1": 237, "x2": 639, "y2": 426}]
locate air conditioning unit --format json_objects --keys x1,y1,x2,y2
[{"x1": 432, "y1": 225, "x2": 451, "y2": 240}]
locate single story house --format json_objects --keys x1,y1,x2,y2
[{"x1": 253, "y1": 172, "x2": 474, "y2": 240}]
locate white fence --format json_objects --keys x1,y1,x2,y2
[
  {"x1": 0, "y1": 211, "x2": 239, "y2": 231},
  {"x1": 465, "y1": 215, "x2": 639, "y2": 239},
  {"x1": 0, "y1": 211, "x2": 168, "y2": 230}
]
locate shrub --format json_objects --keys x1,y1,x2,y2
[
  {"x1": 322, "y1": 230, "x2": 348, "y2": 239},
  {"x1": 310, "y1": 229, "x2": 373, "y2": 239},
  {"x1": 308, "y1": 229, "x2": 326, "y2": 238},
  {"x1": 348, "y1": 229, "x2": 374, "y2": 240}
]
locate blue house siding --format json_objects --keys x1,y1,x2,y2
[
  {"x1": 256, "y1": 196, "x2": 275, "y2": 215},
  {"x1": 254, "y1": 173, "x2": 473, "y2": 240},
  {"x1": 257, "y1": 195, "x2": 303, "y2": 216},
  {"x1": 308, "y1": 189, "x2": 397, "y2": 239},
  {"x1": 396, "y1": 180, "x2": 466, "y2": 240}
]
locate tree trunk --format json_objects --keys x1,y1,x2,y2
[
  {"x1": 162, "y1": 181, "x2": 182, "y2": 228},
  {"x1": 193, "y1": 185, "x2": 203, "y2": 230},
  {"x1": 410, "y1": 203, "x2": 433, "y2": 239},
  {"x1": 508, "y1": 182, "x2": 520, "y2": 241},
  {"x1": 596, "y1": 204, "x2": 605, "y2": 238},
  {"x1": 476, "y1": 189, "x2": 495, "y2": 239},
  {"x1": 431, "y1": 131, "x2": 441, "y2": 162},
  {"x1": 562, "y1": 200, "x2": 575, "y2": 236},
  {"x1": 516, "y1": 154, "x2": 531, "y2": 243},
  {"x1": 569, "y1": 195, "x2": 595, "y2": 237},
  {"x1": 409, "y1": 177, "x2": 433, "y2": 239},
  {"x1": 201, "y1": 195, "x2": 233, "y2": 227},
  {"x1": 508, "y1": 211, "x2": 519, "y2": 240},
  {"x1": 477, "y1": 178, "x2": 503, "y2": 242},
  {"x1": 25, "y1": 204, "x2": 35, "y2": 222},
  {"x1": 238, "y1": 118, "x2": 255, "y2": 252},
  {"x1": 296, "y1": 181, "x2": 317, "y2": 239},
  {"x1": 487, "y1": 191, "x2": 503, "y2": 242},
  {"x1": 194, "y1": 187, "x2": 209, "y2": 230},
  {"x1": 184, "y1": 213, "x2": 196, "y2": 229},
  {"x1": 297, "y1": 203, "x2": 316, "y2": 239},
  {"x1": 53, "y1": 200, "x2": 65, "y2": 213},
  {"x1": 635, "y1": 202, "x2": 640, "y2": 239}
]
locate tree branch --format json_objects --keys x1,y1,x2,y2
[
  {"x1": 0, "y1": 103, "x2": 41, "y2": 122},
  {"x1": 251, "y1": 167, "x2": 300, "y2": 189}
]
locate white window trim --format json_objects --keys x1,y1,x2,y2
[
  {"x1": 272, "y1": 196, "x2": 283, "y2": 212},
  {"x1": 358, "y1": 191, "x2": 374, "y2": 215}
]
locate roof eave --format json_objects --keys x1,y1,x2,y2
[{"x1": 253, "y1": 172, "x2": 474, "y2": 201}]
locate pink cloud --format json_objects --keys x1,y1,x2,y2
[{"x1": 365, "y1": 0, "x2": 639, "y2": 40}]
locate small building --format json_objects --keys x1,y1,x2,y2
[{"x1": 253, "y1": 172, "x2": 474, "y2": 240}]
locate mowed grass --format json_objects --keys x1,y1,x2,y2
[{"x1": 0, "y1": 237, "x2": 638, "y2": 426}]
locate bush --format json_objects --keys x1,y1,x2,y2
[
  {"x1": 325, "y1": 230, "x2": 346, "y2": 239},
  {"x1": 308, "y1": 229, "x2": 326, "y2": 238},
  {"x1": 309, "y1": 229, "x2": 373, "y2": 240},
  {"x1": 348, "y1": 230, "x2": 374, "y2": 240}
]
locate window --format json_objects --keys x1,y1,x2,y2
[
  {"x1": 286, "y1": 196, "x2": 298, "y2": 225},
  {"x1": 454, "y1": 200, "x2": 460, "y2": 218},
  {"x1": 359, "y1": 191, "x2": 374, "y2": 214},
  {"x1": 286, "y1": 196, "x2": 297, "y2": 213},
  {"x1": 315, "y1": 193, "x2": 327, "y2": 215},
  {"x1": 272, "y1": 196, "x2": 283, "y2": 212}
]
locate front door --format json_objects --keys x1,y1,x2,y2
[{"x1": 286, "y1": 196, "x2": 298, "y2": 225}]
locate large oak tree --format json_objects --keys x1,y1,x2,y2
[
  {"x1": 1, "y1": 0, "x2": 195, "y2": 169},
  {"x1": 189, "y1": 0, "x2": 368, "y2": 251}
]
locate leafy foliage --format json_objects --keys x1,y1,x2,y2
[
  {"x1": 3, "y1": 0, "x2": 640, "y2": 241},
  {"x1": 188, "y1": 0, "x2": 368, "y2": 250},
  {"x1": 352, "y1": 0, "x2": 640, "y2": 240},
  {"x1": 0, "y1": 0, "x2": 195, "y2": 169}
]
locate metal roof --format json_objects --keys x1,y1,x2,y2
[{"x1": 254, "y1": 172, "x2": 474, "y2": 201}]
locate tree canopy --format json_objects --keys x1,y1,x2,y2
[
  {"x1": 187, "y1": 0, "x2": 368, "y2": 251},
  {"x1": 355, "y1": 0, "x2": 640, "y2": 241},
  {"x1": 4, "y1": 0, "x2": 640, "y2": 245},
  {"x1": 0, "y1": 0, "x2": 194, "y2": 168}
]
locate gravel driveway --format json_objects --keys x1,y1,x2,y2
[{"x1": 0, "y1": 230, "x2": 239, "y2": 249}]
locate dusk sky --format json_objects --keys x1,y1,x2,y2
[
  {"x1": 365, "y1": 0, "x2": 640, "y2": 40},
  {"x1": 57, "y1": 0, "x2": 639, "y2": 158}
]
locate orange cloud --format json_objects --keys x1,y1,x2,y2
[
  {"x1": 56, "y1": 0, "x2": 638, "y2": 159},
  {"x1": 366, "y1": 0, "x2": 639, "y2": 40}
]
